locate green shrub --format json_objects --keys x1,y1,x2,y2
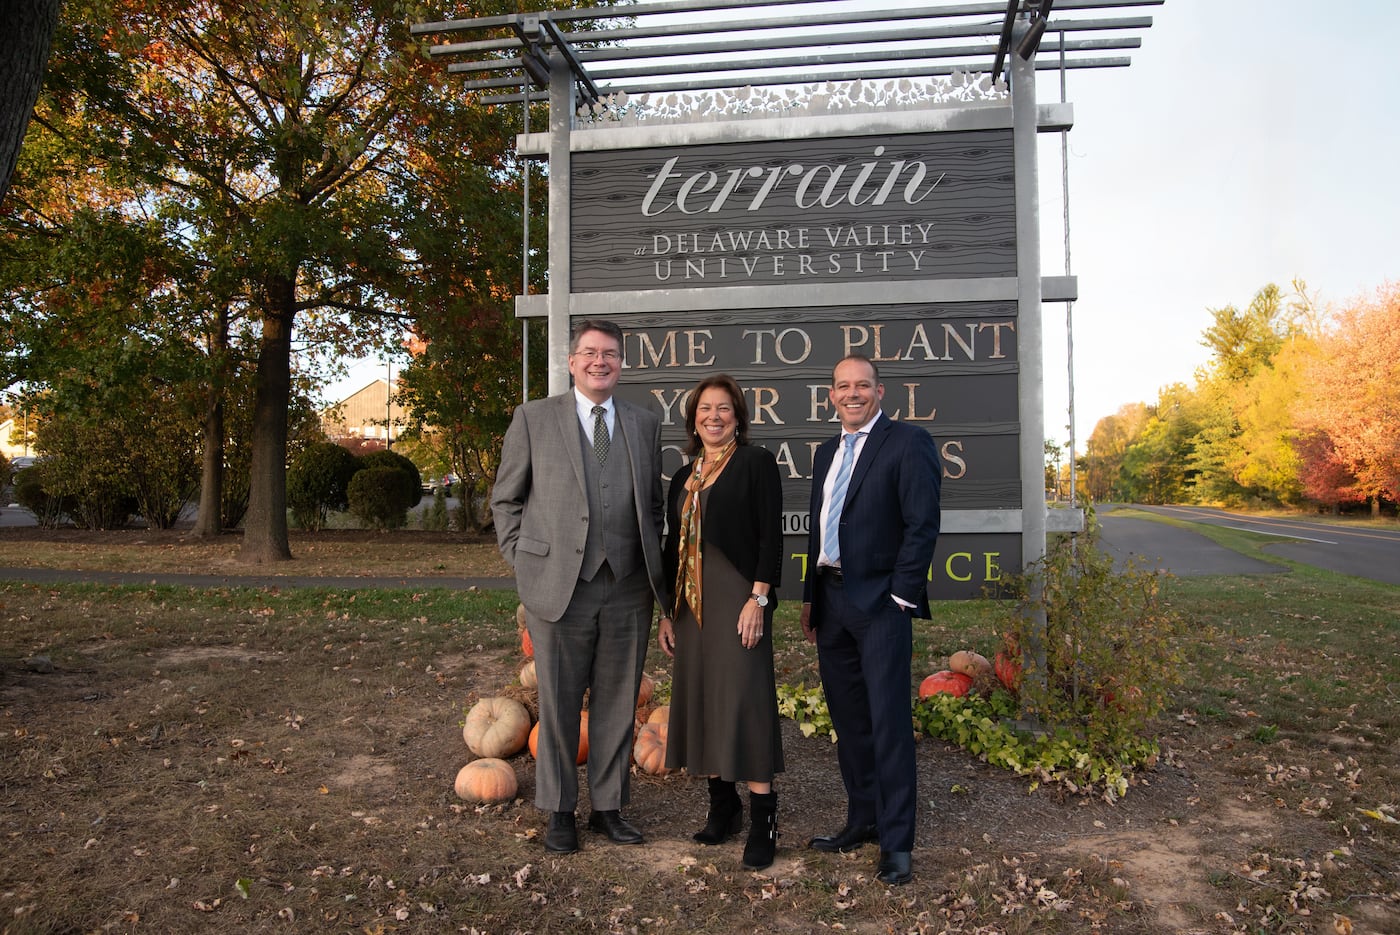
[
  {"x1": 31, "y1": 417, "x2": 138, "y2": 530},
  {"x1": 420, "y1": 486, "x2": 449, "y2": 531},
  {"x1": 287, "y1": 442, "x2": 359, "y2": 531},
  {"x1": 356, "y1": 449, "x2": 422, "y2": 508},
  {"x1": 12, "y1": 464, "x2": 70, "y2": 528},
  {"x1": 976, "y1": 512, "x2": 1185, "y2": 790},
  {"x1": 347, "y1": 466, "x2": 412, "y2": 530}
]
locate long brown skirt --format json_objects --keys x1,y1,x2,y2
[{"x1": 666, "y1": 515, "x2": 784, "y2": 782}]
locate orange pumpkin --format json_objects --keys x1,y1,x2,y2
[
  {"x1": 462, "y1": 697, "x2": 531, "y2": 758},
  {"x1": 633, "y1": 722, "x2": 671, "y2": 775},
  {"x1": 528, "y1": 710, "x2": 589, "y2": 765},
  {"x1": 636, "y1": 673, "x2": 654, "y2": 708},
  {"x1": 994, "y1": 651, "x2": 1022, "y2": 691},
  {"x1": 454, "y1": 758, "x2": 518, "y2": 803},
  {"x1": 646, "y1": 704, "x2": 669, "y2": 725},
  {"x1": 515, "y1": 603, "x2": 532, "y2": 657},
  {"x1": 919, "y1": 670, "x2": 973, "y2": 698}
]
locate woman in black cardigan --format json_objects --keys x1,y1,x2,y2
[{"x1": 659, "y1": 372, "x2": 784, "y2": 871}]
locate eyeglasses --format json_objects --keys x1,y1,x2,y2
[{"x1": 573, "y1": 349, "x2": 621, "y2": 362}]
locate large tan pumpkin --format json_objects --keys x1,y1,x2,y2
[
  {"x1": 454, "y1": 758, "x2": 518, "y2": 803},
  {"x1": 633, "y1": 722, "x2": 671, "y2": 775},
  {"x1": 949, "y1": 650, "x2": 993, "y2": 679},
  {"x1": 520, "y1": 660, "x2": 538, "y2": 690},
  {"x1": 462, "y1": 697, "x2": 531, "y2": 758}
]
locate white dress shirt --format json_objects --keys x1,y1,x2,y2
[
  {"x1": 574, "y1": 389, "x2": 614, "y2": 440},
  {"x1": 817, "y1": 413, "x2": 880, "y2": 568}
]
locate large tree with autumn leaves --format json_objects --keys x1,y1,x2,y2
[
  {"x1": 3, "y1": 0, "x2": 542, "y2": 558},
  {"x1": 0, "y1": 0, "x2": 58, "y2": 208},
  {"x1": 1084, "y1": 280, "x2": 1398, "y2": 515},
  {"x1": 1296, "y1": 283, "x2": 1400, "y2": 514}
]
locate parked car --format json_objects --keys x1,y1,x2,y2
[
  {"x1": 7, "y1": 455, "x2": 36, "y2": 482},
  {"x1": 421, "y1": 473, "x2": 457, "y2": 497}
]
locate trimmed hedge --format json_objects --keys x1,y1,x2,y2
[{"x1": 348, "y1": 466, "x2": 412, "y2": 530}]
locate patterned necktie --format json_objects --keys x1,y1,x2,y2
[
  {"x1": 824, "y1": 432, "x2": 864, "y2": 565},
  {"x1": 591, "y1": 405, "x2": 610, "y2": 464}
]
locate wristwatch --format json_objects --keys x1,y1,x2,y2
[{"x1": 749, "y1": 593, "x2": 769, "y2": 607}]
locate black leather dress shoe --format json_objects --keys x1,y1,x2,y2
[
  {"x1": 876, "y1": 850, "x2": 912, "y2": 885},
  {"x1": 545, "y1": 812, "x2": 578, "y2": 854},
  {"x1": 808, "y1": 822, "x2": 879, "y2": 853},
  {"x1": 587, "y1": 809, "x2": 644, "y2": 845}
]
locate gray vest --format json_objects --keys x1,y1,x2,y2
[{"x1": 578, "y1": 418, "x2": 641, "y2": 582}]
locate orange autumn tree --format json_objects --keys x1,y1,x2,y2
[{"x1": 1297, "y1": 282, "x2": 1400, "y2": 515}]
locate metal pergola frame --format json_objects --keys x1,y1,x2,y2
[
  {"x1": 411, "y1": 0, "x2": 1166, "y2": 700},
  {"x1": 412, "y1": 0, "x2": 1161, "y2": 105}
]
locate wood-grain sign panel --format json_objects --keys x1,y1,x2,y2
[{"x1": 571, "y1": 130, "x2": 1015, "y2": 292}]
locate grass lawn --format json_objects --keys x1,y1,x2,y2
[{"x1": 0, "y1": 524, "x2": 1396, "y2": 934}]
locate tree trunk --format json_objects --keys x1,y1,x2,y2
[
  {"x1": 239, "y1": 276, "x2": 295, "y2": 563},
  {"x1": 0, "y1": 0, "x2": 58, "y2": 208},
  {"x1": 193, "y1": 306, "x2": 230, "y2": 538}
]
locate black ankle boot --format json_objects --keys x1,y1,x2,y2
[
  {"x1": 693, "y1": 778, "x2": 743, "y2": 844},
  {"x1": 742, "y1": 790, "x2": 777, "y2": 870}
]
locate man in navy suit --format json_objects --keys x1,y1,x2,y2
[{"x1": 800, "y1": 353, "x2": 942, "y2": 885}]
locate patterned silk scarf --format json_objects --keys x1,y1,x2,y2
[{"x1": 672, "y1": 438, "x2": 737, "y2": 628}]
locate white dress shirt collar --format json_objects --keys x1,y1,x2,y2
[{"x1": 574, "y1": 389, "x2": 615, "y2": 435}]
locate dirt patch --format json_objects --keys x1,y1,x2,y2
[
  {"x1": 154, "y1": 646, "x2": 285, "y2": 666},
  {"x1": 2, "y1": 529, "x2": 1396, "y2": 934},
  {"x1": 328, "y1": 753, "x2": 399, "y2": 791}
]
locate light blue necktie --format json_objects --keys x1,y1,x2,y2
[{"x1": 824, "y1": 432, "x2": 864, "y2": 565}]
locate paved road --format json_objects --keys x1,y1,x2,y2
[
  {"x1": 1099, "y1": 504, "x2": 1400, "y2": 586},
  {"x1": 4, "y1": 502, "x2": 1395, "y2": 589}
]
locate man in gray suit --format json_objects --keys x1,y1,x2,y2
[{"x1": 492, "y1": 318, "x2": 667, "y2": 854}]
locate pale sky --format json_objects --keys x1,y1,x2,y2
[
  {"x1": 1037, "y1": 0, "x2": 1400, "y2": 451},
  {"x1": 327, "y1": 1, "x2": 1400, "y2": 454}
]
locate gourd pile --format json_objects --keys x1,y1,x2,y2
[
  {"x1": 919, "y1": 639, "x2": 1022, "y2": 701},
  {"x1": 452, "y1": 603, "x2": 673, "y2": 805}
]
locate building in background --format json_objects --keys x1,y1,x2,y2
[
  {"x1": 0, "y1": 417, "x2": 31, "y2": 461},
  {"x1": 319, "y1": 379, "x2": 407, "y2": 451}
]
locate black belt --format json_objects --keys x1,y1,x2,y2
[{"x1": 816, "y1": 565, "x2": 844, "y2": 584}]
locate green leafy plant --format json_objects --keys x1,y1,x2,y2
[
  {"x1": 11, "y1": 462, "x2": 70, "y2": 528},
  {"x1": 420, "y1": 486, "x2": 449, "y2": 530},
  {"x1": 357, "y1": 449, "x2": 423, "y2": 509},
  {"x1": 287, "y1": 441, "x2": 359, "y2": 530},
  {"x1": 775, "y1": 682, "x2": 836, "y2": 742},
  {"x1": 347, "y1": 467, "x2": 413, "y2": 530},
  {"x1": 991, "y1": 513, "x2": 1186, "y2": 769},
  {"x1": 913, "y1": 692, "x2": 1160, "y2": 801}
]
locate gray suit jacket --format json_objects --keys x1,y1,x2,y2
[{"x1": 492, "y1": 391, "x2": 666, "y2": 622}]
